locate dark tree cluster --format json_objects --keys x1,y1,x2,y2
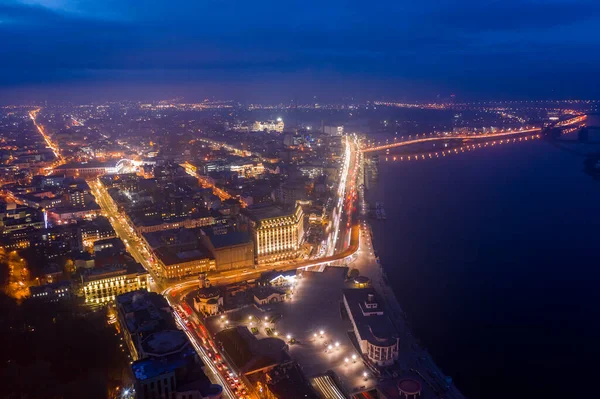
[{"x1": 0, "y1": 294, "x2": 128, "y2": 399}]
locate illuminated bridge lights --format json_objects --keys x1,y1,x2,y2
[
  {"x1": 383, "y1": 134, "x2": 542, "y2": 163},
  {"x1": 362, "y1": 127, "x2": 542, "y2": 153}
]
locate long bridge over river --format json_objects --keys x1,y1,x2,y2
[{"x1": 361, "y1": 115, "x2": 588, "y2": 153}]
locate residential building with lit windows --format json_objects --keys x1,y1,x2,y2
[
  {"x1": 78, "y1": 216, "x2": 116, "y2": 247},
  {"x1": 0, "y1": 203, "x2": 45, "y2": 234},
  {"x1": 342, "y1": 288, "x2": 399, "y2": 367},
  {"x1": 81, "y1": 263, "x2": 149, "y2": 305},
  {"x1": 29, "y1": 281, "x2": 72, "y2": 302},
  {"x1": 154, "y1": 247, "x2": 216, "y2": 279},
  {"x1": 242, "y1": 204, "x2": 305, "y2": 264}
]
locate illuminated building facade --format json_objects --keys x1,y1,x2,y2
[
  {"x1": 192, "y1": 273, "x2": 222, "y2": 316},
  {"x1": 82, "y1": 263, "x2": 149, "y2": 304},
  {"x1": 243, "y1": 204, "x2": 304, "y2": 264},
  {"x1": 343, "y1": 288, "x2": 399, "y2": 367},
  {"x1": 52, "y1": 161, "x2": 114, "y2": 177},
  {"x1": 251, "y1": 119, "x2": 284, "y2": 133}
]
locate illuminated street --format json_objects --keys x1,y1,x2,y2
[
  {"x1": 89, "y1": 180, "x2": 162, "y2": 283},
  {"x1": 163, "y1": 284, "x2": 243, "y2": 399}
]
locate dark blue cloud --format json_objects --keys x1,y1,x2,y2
[{"x1": 1, "y1": 0, "x2": 599, "y2": 100}]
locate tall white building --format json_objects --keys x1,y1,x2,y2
[{"x1": 243, "y1": 204, "x2": 304, "y2": 264}]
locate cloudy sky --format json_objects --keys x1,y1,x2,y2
[{"x1": 1, "y1": 0, "x2": 599, "y2": 102}]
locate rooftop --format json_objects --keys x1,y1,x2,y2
[
  {"x1": 94, "y1": 237, "x2": 125, "y2": 249},
  {"x1": 132, "y1": 346, "x2": 196, "y2": 381},
  {"x1": 243, "y1": 205, "x2": 293, "y2": 221},
  {"x1": 142, "y1": 227, "x2": 198, "y2": 249},
  {"x1": 253, "y1": 286, "x2": 286, "y2": 301},
  {"x1": 116, "y1": 290, "x2": 175, "y2": 335},
  {"x1": 265, "y1": 362, "x2": 318, "y2": 399},
  {"x1": 82, "y1": 262, "x2": 146, "y2": 282},
  {"x1": 197, "y1": 285, "x2": 221, "y2": 299},
  {"x1": 260, "y1": 269, "x2": 297, "y2": 283},
  {"x1": 343, "y1": 288, "x2": 399, "y2": 347},
  {"x1": 48, "y1": 202, "x2": 100, "y2": 214},
  {"x1": 141, "y1": 330, "x2": 189, "y2": 357},
  {"x1": 215, "y1": 326, "x2": 290, "y2": 375},
  {"x1": 207, "y1": 230, "x2": 251, "y2": 249},
  {"x1": 154, "y1": 247, "x2": 211, "y2": 266}
]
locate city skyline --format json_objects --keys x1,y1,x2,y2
[{"x1": 1, "y1": 2, "x2": 599, "y2": 399}]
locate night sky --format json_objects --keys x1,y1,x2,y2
[{"x1": 2, "y1": 0, "x2": 600, "y2": 102}]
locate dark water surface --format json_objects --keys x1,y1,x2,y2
[{"x1": 369, "y1": 140, "x2": 600, "y2": 399}]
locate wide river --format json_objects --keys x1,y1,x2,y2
[{"x1": 368, "y1": 138, "x2": 600, "y2": 399}]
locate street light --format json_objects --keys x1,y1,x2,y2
[
  {"x1": 352, "y1": 354, "x2": 357, "y2": 363},
  {"x1": 363, "y1": 371, "x2": 368, "y2": 381}
]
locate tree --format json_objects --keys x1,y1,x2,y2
[
  {"x1": 0, "y1": 261, "x2": 9, "y2": 290},
  {"x1": 64, "y1": 258, "x2": 75, "y2": 274},
  {"x1": 348, "y1": 268, "x2": 360, "y2": 279},
  {"x1": 0, "y1": 294, "x2": 129, "y2": 398}
]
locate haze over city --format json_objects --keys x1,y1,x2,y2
[{"x1": 1, "y1": 2, "x2": 599, "y2": 399}]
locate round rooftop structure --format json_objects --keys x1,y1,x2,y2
[
  {"x1": 198, "y1": 285, "x2": 221, "y2": 299},
  {"x1": 397, "y1": 378, "x2": 422, "y2": 398}
]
